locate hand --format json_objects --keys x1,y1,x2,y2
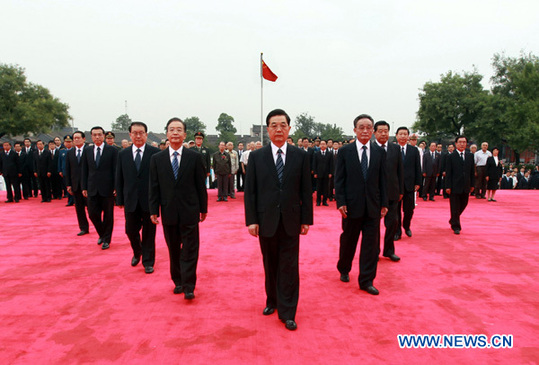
[
  {"x1": 399, "y1": 194, "x2": 403, "y2": 201},
  {"x1": 200, "y1": 212, "x2": 207, "y2": 222},
  {"x1": 82, "y1": 190, "x2": 88, "y2": 197},
  {"x1": 207, "y1": 173, "x2": 210, "y2": 177},
  {"x1": 67, "y1": 186, "x2": 73, "y2": 195},
  {"x1": 47, "y1": 172, "x2": 51, "y2": 177},
  {"x1": 422, "y1": 173, "x2": 426, "y2": 177},
  {"x1": 34, "y1": 172, "x2": 38, "y2": 177},
  {"x1": 414, "y1": 185, "x2": 420, "y2": 191},
  {"x1": 113, "y1": 189, "x2": 116, "y2": 197},
  {"x1": 445, "y1": 188, "x2": 451, "y2": 195},
  {"x1": 443, "y1": 172, "x2": 446, "y2": 177},
  {"x1": 150, "y1": 215, "x2": 159, "y2": 224},
  {"x1": 118, "y1": 205, "x2": 124, "y2": 209},
  {"x1": 242, "y1": 168, "x2": 246, "y2": 174},
  {"x1": 248, "y1": 224, "x2": 259, "y2": 237},
  {"x1": 328, "y1": 174, "x2": 332, "y2": 178},
  {"x1": 59, "y1": 172, "x2": 63, "y2": 177},
  {"x1": 338, "y1": 205, "x2": 347, "y2": 219},
  {"x1": 486, "y1": 176, "x2": 489, "y2": 181},
  {"x1": 470, "y1": 187, "x2": 474, "y2": 193},
  {"x1": 314, "y1": 174, "x2": 318, "y2": 178},
  {"x1": 381, "y1": 207, "x2": 388, "y2": 218},
  {"x1": 300, "y1": 225, "x2": 309, "y2": 235},
  {"x1": 18, "y1": 173, "x2": 22, "y2": 177}
]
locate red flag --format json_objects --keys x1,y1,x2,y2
[{"x1": 262, "y1": 60, "x2": 278, "y2": 82}]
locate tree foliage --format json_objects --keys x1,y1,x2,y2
[
  {"x1": 290, "y1": 113, "x2": 344, "y2": 141},
  {"x1": 111, "y1": 114, "x2": 132, "y2": 130},
  {"x1": 0, "y1": 64, "x2": 71, "y2": 136},
  {"x1": 184, "y1": 116, "x2": 206, "y2": 140},
  {"x1": 216, "y1": 113, "x2": 237, "y2": 144}
]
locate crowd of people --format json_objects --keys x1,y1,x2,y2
[{"x1": 1, "y1": 114, "x2": 538, "y2": 332}]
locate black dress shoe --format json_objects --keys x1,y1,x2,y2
[
  {"x1": 316, "y1": 202, "x2": 320, "y2": 206},
  {"x1": 144, "y1": 266, "x2": 154, "y2": 274},
  {"x1": 429, "y1": 198, "x2": 435, "y2": 201},
  {"x1": 453, "y1": 229, "x2": 460, "y2": 235},
  {"x1": 77, "y1": 231, "x2": 89, "y2": 236},
  {"x1": 340, "y1": 274, "x2": 350, "y2": 282},
  {"x1": 263, "y1": 307, "x2": 275, "y2": 315},
  {"x1": 229, "y1": 195, "x2": 236, "y2": 199},
  {"x1": 405, "y1": 229, "x2": 412, "y2": 237},
  {"x1": 361, "y1": 285, "x2": 379, "y2": 295},
  {"x1": 282, "y1": 319, "x2": 297, "y2": 331},
  {"x1": 5, "y1": 200, "x2": 14, "y2": 203},
  {"x1": 14, "y1": 199, "x2": 20, "y2": 203},
  {"x1": 385, "y1": 254, "x2": 401, "y2": 262},
  {"x1": 394, "y1": 234, "x2": 401, "y2": 241},
  {"x1": 66, "y1": 203, "x2": 74, "y2": 206},
  {"x1": 173, "y1": 285, "x2": 183, "y2": 294},
  {"x1": 101, "y1": 242, "x2": 110, "y2": 250},
  {"x1": 223, "y1": 197, "x2": 228, "y2": 202},
  {"x1": 217, "y1": 198, "x2": 222, "y2": 202},
  {"x1": 422, "y1": 197, "x2": 427, "y2": 201},
  {"x1": 322, "y1": 202, "x2": 329, "y2": 206},
  {"x1": 184, "y1": 292, "x2": 195, "y2": 300},
  {"x1": 97, "y1": 238, "x2": 103, "y2": 245},
  {"x1": 131, "y1": 256, "x2": 141, "y2": 266}
]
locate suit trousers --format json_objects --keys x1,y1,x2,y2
[
  {"x1": 38, "y1": 175, "x2": 51, "y2": 201},
  {"x1": 50, "y1": 173, "x2": 62, "y2": 199},
  {"x1": 21, "y1": 172, "x2": 32, "y2": 199},
  {"x1": 87, "y1": 195, "x2": 114, "y2": 243},
  {"x1": 228, "y1": 174, "x2": 235, "y2": 196},
  {"x1": 259, "y1": 217, "x2": 300, "y2": 321},
  {"x1": 162, "y1": 222, "x2": 200, "y2": 293},
  {"x1": 316, "y1": 176, "x2": 329, "y2": 204},
  {"x1": 31, "y1": 174, "x2": 39, "y2": 197},
  {"x1": 449, "y1": 192, "x2": 469, "y2": 231},
  {"x1": 382, "y1": 199, "x2": 399, "y2": 256},
  {"x1": 397, "y1": 191, "x2": 415, "y2": 234},
  {"x1": 236, "y1": 169, "x2": 244, "y2": 191},
  {"x1": 72, "y1": 189, "x2": 89, "y2": 232},
  {"x1": 217, "y1": 173, "x2": 229, "y2": 198},
  {"x1": 125, "y1": 203, "x2": 156, "y2": 267},
  {"x1": 337, "y1": 214, "x2": 380, "y2": 289},
  {"x1": 475, "y1": 166, "x2": 487, "y2": 198},
  {"x1": 422, "y1": 175, "x2": 436, "y2": 198},
  {"x1": 328, "y1": 176, "x2": 335, "y2": 200},
  {"x1": 3, "y1": 175, "x2": 21, "y2": 201}
]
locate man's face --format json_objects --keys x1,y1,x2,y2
[
  {"x1": 327, "y1": 141, "x2": 333, "y2": 149},
  {"x1": 353, "y1": 118, "x2": 374, "y2": 145},
  {"x1": 106, "y1": 137, "x2": 115, "y2": 146},
  {"x1": 419, "y1": 141, "x2": 426, "y2": 150},
  {"x1": 92, "y1": 129, "x2": 104, "y2": 146},
  {"x1": 334, "y1": 143, "x2": 340, "y2": 150},
  {"x1": 409, "y1": 138, "x2": 418, "y2": 146},
  {"x1": 437, "y1": 144, "x2": 442, "y2": 152},
  {"x1": 14, "y1": 144, "x2": 22, "y2": 153},
  {"x1": 255, "y1": 142, "x2": 262, "y2": 149},
  {"x1": 195, "y1": 137, "x2": 203, "y2": 147},
  {"x1": 48, "y1": 142, "x2": 56, "y2": 151},
  {"x1": 130, "y1": 125, "x2": 147, "y2": 147},
  {"x1": 447, "y1": 145, "x2": 455, "y2": 153},
  {"x1": 166, "y1": 121, "x2": 186, "y2": 146},
  {"x1": 3, "y1": 142, "x2": 11, "y2": 151},
  {"x1": 396, "y1": 130, "x2": 409, "y2": 145},
  {"x1": 122, "y1": 139, "x2": 130, "y2": 148},
  {"x1": 64, "y1": 140, "x2": 73, "y2": 149},
  {"x1": 238, "y1": 143, "x2": 244, "y2": 150},
  {"x1": 374, "y1": 124, "x2": 389, "y2": 145},
  {"x1": 219, "y1": 142, "x2": 226, "y2": 152},
  {"x1": 314, "y1": 140, "x2": 320, "y2": 146},
  {"x1": 481, "y1": 142, "x2": 488, "y2": 151},
  {"x1": 455, "y1": 138, "x2": 467, "y2": 152},
  {"x1": 429, "y1": 143, "x2": 436, "y2": 152},
  {"x1": 54, "y1": 137, "x2": 61, "y2": 147},
  {"x1": 320, "y1": 141, "x2": 327, "y2": 151},
  {"x1": 36, "y1": 141, "x2": 44, "y2": 150},
  {"x1": 226, "y1": 142, "x2": 233, "y2": 151},
  {"x1": 266, "y1": 115, "x2": 291, "y2": 146},
  {"x1": 302, "y1": 139, "x2": 309, "y2": 148},
  {"x1": 24, "y1": 140, "x2": 31, "y2": 148},
  {"x1": 470, "y1": 145, "x2": 477, "y2": 153},
  {"x1": 160, "y1": 144, "x2": 166, "y2": 150},
  {"x1": 73, "y1": 133, "x2": 85, "y2": 148}
]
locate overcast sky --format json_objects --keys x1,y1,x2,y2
[{"x1": 2, "y1": 0, "x2": 538, "y2": 136}]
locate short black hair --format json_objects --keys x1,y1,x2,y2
[
  {"x1": 327, "y1": 139, "x2": 333, "y2": 143},
  {"x1": 166, "y1": 117, "x2": 187, "y2": 132},
  {"x1": 91, "y1": 126, "x2": 105, "y2": 135},
  {"x1": 302, "y1": 136, "x2": 309, "y2": 141},
  {"x1": 73, "y1": 131, "x2": 85, "y2": 139},
  {"x1": 492, "y1": 146, "x2": 499, "y2": 152},
  {"x1": 23, "y1": 137, "x2": 31, "y2": 143},
  {"x1": 396, "y1": 126, "x2": 410, "y2": 135},
  {"x1": 129, "y1": 121, "x2": 148, "y2": 133},
  {"x1": 266, "y1": 109, "x2": 291, "y2": 126},
  {"x1": 48, "y1": 140, "x2": 55, "y2": 145},
  {"x1": 455, "y1": 135, "x2": 468, "y2": 143},
  {"x1": 353, "y1": 114, "x2": 374, "y2": 128},
  {"x1": 3, "y1": 141, "x2": 12, "y2": 146},
  {"x1": 14, "y1": 141, "x2": 22, "y2": 147},
  {"x1": 374, "y1": 120, "x2": 390, "y2": 132}
]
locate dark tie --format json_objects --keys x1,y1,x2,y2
[
  {"x1": 135, "y1": 149, "x2": 142, "y2": 172},
  {"x1": 95, "y1": 147, "x2": 101, "y2": 167},
  {"x1": 77, "y1": 149, "x2": 81, "y2": 163},
  {"x1": 382, "y1": 144, "x2": 386, "y2": 151},
  {"x1": 276, "y1": 149, "x2": 284, "y2": 183},
  {"x1": 401, "y1": 146, "x2": 405, "y2": 161},
  {"x1": 361, "y1": 145, "x2": 368, "y2": 180},
  {"x1": 322, "y1": 151, "x2": 325, "y2": 156},
  {"x1": 460, "y1": 152, "x2": 464, "y2": 160},
  {"x1": 172, "y1": 151, "x2": 179, "y2": 180}
]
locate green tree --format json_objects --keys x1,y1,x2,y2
[
  {"x1": 318, "y1": 123, "x2": 345, "y2": 141},
  {"x1": 291, "y1": 113, "x2": 316, "y2": 140},
  {"x1": 414, "y1": 70, "x2": 489, "y2": 140},
  {"x1": 184, "y1": 116, "x2": 206, "y2": 140},
  {"x1": 0, "y1": 64, "x2": 71, "y2": 136},
  {"x1": 216, "y1": 113, "x2": 237, "y2": 143},
  {"x1": 111, "y1": 114, "x2": 132, "y2": 130}
]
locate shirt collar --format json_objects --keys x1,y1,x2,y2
[
  {"x1": 271, "y1": 142, "x2": 288, "y2": 156},
  {"x1": 356, "y1": 139, "x2": 369, "y2": 150},
  {"x1": 132, "y1": 144, "x2": 145, "y2": 154},
  {"x1": 169, "y1": 146, "x2": 183, "y2": 157}
]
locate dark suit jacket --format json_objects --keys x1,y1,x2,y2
[
  {"x1": 335, "y1": 141, "x2": 388, "y2": 219},
  {"x1": 400, "y1": 144, "x2": 422, "y2": 193},
  {"x1": 422, "y1": 151, "x2": 441, "y2": 176},
  {"x1": 300, "y1": 147, "x2": 315, "y2": 170},
  {"x1": 65, "y1": 147, "x2": 85, "y2": 192},
  {"x1": 486, "y1": 156, "x2": 503, "y2": 181},
  {"x1": 0, "y1": 150, "x2": 20, "y2": 177},
  {"x1": 33, "y1": 149, "x2": 52, "y2": 176},
  {"x1": 313, "y1": 150, "x2": 334, "y2": 178},
  {"x1": 244, "y1": 144, "x2": 313, "y2": 237},
  {"x1": 382, "y1": 143, "x2": 404, "y2": 201},
  {"x1": 500, "y1": 175, "x2": 513, "y2": 189},
  {"x1": 116, "y1": 144, "x2": 160, "y2": 213},
  {"x1": 445, "y1": 151, "x2": 475, "y2": 194},
  {"x1": 49, "y1": 149, "x2": 60, "y2": 174},
  {"x1": 22, "y1": 147, "x2": 35, "y2": 173},
  {"x1": 149, "y1": 147, "x2": 208, "y2": 225},
  {"x1": 191, "y1": 145, "x2": 211, "y2": 174},
  {"x1": 81, "y1": 144, "x2": 118, "y2": 197},
  {"x1": 212, "y1": 151, "x2": 231, "y2": 175}
]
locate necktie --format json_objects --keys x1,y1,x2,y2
[
  {"x1": 276, "y1": 149, "x2": 284, "y2": 183},
  {"x1": 361, "y1": 145, "x2": 368, "y2": 180},
  {"x1": 39, "y1": 150, "x2": 42, "y2": 156},
  {"x1": 382, "y1": 144, "x2": 386, "y2": 151},
  {"x1": 95, "y1": 146, "x2": 101, "y2": 167},
  {"x1": 135, "y1": 149, "x2": 142, "y2": 172},
  {"x1": 401, "y1": 146, "x2": 405, "y2": 161},
  {"x1": 172, "y1": 151, "x2": 179, "y2": 180},
  {"x1": 460, "y1": 152, "x2": 464, "y2": 161},
  {"x1": 322, "y1": 151, "x2": 325, "y2": 156},
  {"x1": 432, "y1": 152, "x2": 435, "y2": 159},
  {"x1": 77, "y1": 149, "x2": 81, "y2": 163}
]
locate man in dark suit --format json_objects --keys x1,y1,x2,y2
[
  {"x1": 117, "y1": 122, "x2": 160, "y2": 274},
  {"x1": 300, "y1": 137, "x2": 316, "y2": 193},
  {"x1": 65, "y1": 131, "x2": 90, "y2": 236},
  {"x1": 313, "y1": 140, "x2": 334, "y2": 206},
  {"x1": 335, "y1": 114, "x2": 388, "y2": 296},
  {"x1": 33, "y1": 140, "x2": 52, "y2": 202},
  {"x1": 212, "y1": 142, "x2": 231, "y2": 202},
  {"x1": 422, "y1": 142, "x2": 441, "y2": 201},
  {"x1": 440, "y1": 144, "x2": 455, "y2": 198},
  {"x1": 395, "y1": 127, "x2": 421, "y2": 240},
  {"x1": 82, "y1": 126, "x2": 119, "y2": 249},
  {"x1": 244, "y1": 109, "x2": 313, "y2": 331},
  {"x1": 149, "y1": 118, "x2": 208, "y2": 300},
  {"x1": 48, "y1": 140, "x2": 62, "y2": 200},
  {"x1": 373, "y1": 121, "x2": 403, "y2": 262},
  {"x1": 445, "y1": 135, "x2": 475, "y2": 234},
  {"x1": 1, "y1": 141, "x2": 22, "y2": 203},
  {"x1": 58, "y1": 135, "x2": 74, "y2": 206}
]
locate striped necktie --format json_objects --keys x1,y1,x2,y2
[{"x1": 276, "y1": 149, "x2": 284, "y2": 183}]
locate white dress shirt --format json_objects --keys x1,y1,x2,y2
[
  {"x1": 270, "y1": 142, "x2": 288, "y2": 165},
  {"x1": 355, "y1": 139, "x2": 370, "y2": 166}
]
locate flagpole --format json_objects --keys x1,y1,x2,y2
[{"x1": 260, "y1": 52, "x2": 264, "y2": 145}]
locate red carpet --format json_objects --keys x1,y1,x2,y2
[{"x1": 0, "y1": 189, "x2": 537, "y2": 364}]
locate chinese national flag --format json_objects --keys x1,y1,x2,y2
[{"x1": 262, "y1": 60, "x2": 278, "y2": 82}]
